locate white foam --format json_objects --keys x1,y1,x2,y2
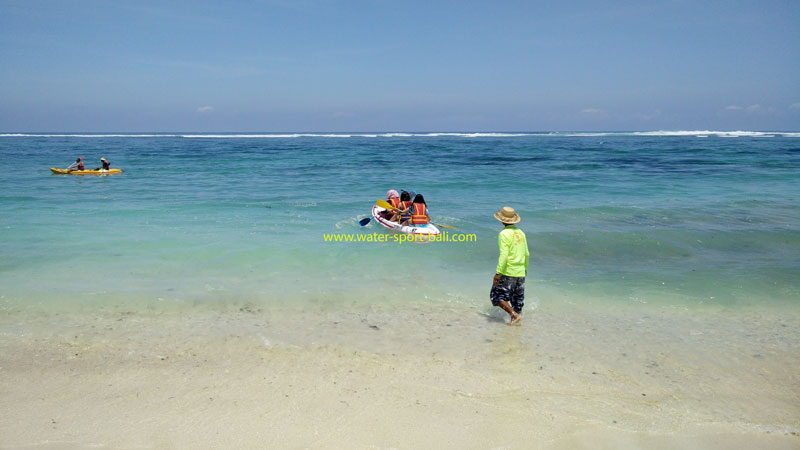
[
  {"x1": 0, "y1": 134, "x2": 177, "y2": 138},
  {"x1": 181, "y1": 134, "x2": 353, "y2": 138},
  {"x1": 420, "y1": 132, "x2": 538, "y2": 138},
  {"x1": 1, "y1": 131, "x2": 796, "y2": 138},
  {"x1": 555, "y1": 130, "x2": 794, "y2": 138},
  {"x1": 631, "y1": 130, "x2": 777, "y2": 138},
  {"x1": 182, "y1": 132, "x2": 539, "y2": 138}
]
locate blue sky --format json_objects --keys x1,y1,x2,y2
[{"x1": 1, "y1": 0, "x2": 798, "y2": 131}]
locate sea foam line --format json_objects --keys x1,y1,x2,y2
[
  {"x1": 0, "y1": 134, "x2": 180, "y2": 138},
  {"x1": 181, "y1": 134, "x2": 354, "y2": 138},
  {"x1": 1, "y1": 131, "x2": 798, "y2": 138},
  {"x1": 0, "y1": 132, "x2": 540, "y2": 138}
]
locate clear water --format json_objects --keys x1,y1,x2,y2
[{"x1": 1, "y1": 132, "x2": 798, "y2": 312}]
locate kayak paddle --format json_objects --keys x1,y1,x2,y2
[
  {"x1": 358, "y1": 217, "x2": 371, "y2": 226},
  {"x1": 376, "y1": 199, "x2": 398, "y2": 210}
]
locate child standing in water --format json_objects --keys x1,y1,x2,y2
[{"x1": 491, "y1": 206, "x2": 529, "y2": 325}]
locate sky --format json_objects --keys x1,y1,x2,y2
[{"x1": 1, "y1": 0, "x2": 799, "y2": 132}]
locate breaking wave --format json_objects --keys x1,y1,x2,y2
[{"x1": 1, "y1": 131, "x2": 798, "y2": 138}]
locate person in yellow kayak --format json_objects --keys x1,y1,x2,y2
[
  {"x1": 95, "y1": 157, "x2": 110, "y2": 171},
  {"x1": 67, "y1": 157, "x2": 85, "y2": 172},
  {"x1": 491, "y1": 206, "x2": 529, "y2": 325}
]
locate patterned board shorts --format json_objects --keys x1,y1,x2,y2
[{"x1": 490, "y1": 275, "x2": 525, "y2": 313}]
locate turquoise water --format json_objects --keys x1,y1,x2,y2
[{"x1": 1, "y1": 132, "x2": 799, "y2": 311}]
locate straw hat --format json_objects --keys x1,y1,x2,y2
[
  {"x1": 100, "y1": 157, "x2": 107, "y2": 162},
  {"x1": 494, "y1": 206, "x2": 521, "y2": 224}
]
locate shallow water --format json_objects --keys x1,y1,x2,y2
[{"x1": 0, "y1": 132, "x2": 799, "y2": 313}]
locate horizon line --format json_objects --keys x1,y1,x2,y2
[{"x1": 2, "y1": 130, "x2": 799, "y2": 137}]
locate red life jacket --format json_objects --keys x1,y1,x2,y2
[
  {"x1": 399, "y1": 201, "x2": 412, "y2": 220},
  {"x1": 389, "y1": 197, "x2": 400, "y2": 209},
  {"x1": 411, "y1": 203, "x2": 428, "y2": 225}
]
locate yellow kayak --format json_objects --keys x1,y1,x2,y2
[{"x1": 50, "y1": 168, "x2": 123, "y2": 175}]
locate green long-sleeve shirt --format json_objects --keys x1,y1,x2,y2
[{"x1": 496, "y1": 225, "x2": 529, "y2": 277}]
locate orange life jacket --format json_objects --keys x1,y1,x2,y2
[
  {"x1": 389, "y1": 197, "x2": 401, "y2": 208},
  {"x1": 410, "y1": 203, "x2": 428, "y2": 225}
]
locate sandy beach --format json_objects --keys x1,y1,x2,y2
[{"x1": 2, "y1": 300, "x2": 798, "y2": 449}]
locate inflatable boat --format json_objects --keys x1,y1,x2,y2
[{"x1": 371, "y1": 204, "x2": 441, "y2": 242}]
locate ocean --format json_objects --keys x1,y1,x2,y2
[
  {"x1": 2, "y1": 131, "x2": 799, "y2": 447},
  {"x1": 1, "y1": 131, "x2": 798, "y2": 313}
]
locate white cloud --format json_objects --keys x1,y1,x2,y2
[
  {"x1": 724, "y1": 104, "x2": 763, "y2": 113},
  {"x1": 580, "y1": 108, "x2": 604, "y2": 114},
  {"x1": 790, "y1": 102, "x2": 800, "y2": 110},
  {"x1": 197, "y1": 106, "x2": 214, "y2": 113}
]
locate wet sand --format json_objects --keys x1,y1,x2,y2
[{"x1": 1, "y1": 300, "x2": 798, "y2": 449}]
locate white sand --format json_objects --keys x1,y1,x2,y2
[{"x1": 1, "y1": 300, "x2": 798, "y2": 449}]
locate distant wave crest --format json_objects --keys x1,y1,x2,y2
[
  {"x1": 1, "y1": 131, "x2": 797, "y2": 138},
  {"x1": 0, "y1": 134, "x2": 178, "y2": 138},
  {"x1": 562, "y1": 130, "x2": 798, "y2": 138}
]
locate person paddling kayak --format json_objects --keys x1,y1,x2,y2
[{"x1": 67, "y1": 157, "x2": 85, "y2": 172}]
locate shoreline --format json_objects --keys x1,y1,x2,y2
[{"x1": 2, "y1": 300, "x2": 798, "y2": 449}]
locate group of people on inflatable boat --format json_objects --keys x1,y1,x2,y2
[{"x1": 381, "y1": 190, "x2": 430, "y2": 227}]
